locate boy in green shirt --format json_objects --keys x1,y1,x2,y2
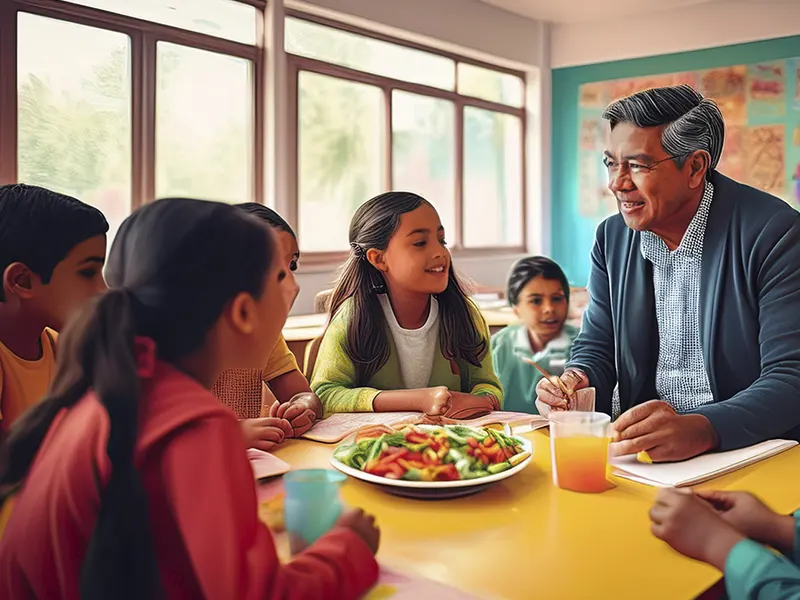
[{"x1": 491, "y1": 256, "x2": 578, "y2": 414}]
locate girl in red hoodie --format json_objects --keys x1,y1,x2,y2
[{"x1": 0, "y1": 198, "x2": 379, "y2": 600}]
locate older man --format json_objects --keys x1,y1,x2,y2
[{"x1": 537, "y1": 85, "x2": 800, "y2": 461}]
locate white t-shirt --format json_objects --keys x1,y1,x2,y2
[{"x1": 378, "y1": 294, "x2": 440, "y2": 389}]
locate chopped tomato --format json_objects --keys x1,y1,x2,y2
[
  {"x1": 405, "y1": 451, "x2": 424, "y2": 463},
  {"x1": 466, "y1": 437, "x2": 479, "y2": 449},
  {"x1": 432, "y1": 464, "x2": 459, "y2": 481}
]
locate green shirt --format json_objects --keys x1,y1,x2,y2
[
  {"x1": 310, "y1": 298, "x2": 503, "y2": 414},
  {"x1": 490, "y1": 323, "x2": 579, "y2": 414},
  {"x1": 726, "y1": 512, "x2": 800, "y2": 600}
]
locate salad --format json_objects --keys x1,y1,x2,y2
[{"x1": 333, "y1": 423, "x2": 530, "y2": 482}]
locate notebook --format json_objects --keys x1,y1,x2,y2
[
  {"x1": 247, "y1": 448, "x2": 292, "y2": 480},
  {"x1": 363, "y1": 567, "x2": 480, "y2": 600},
  {"x1": 610, "y1": 439, "x2": 798, "y2": 487},
  {"x1": 301, "y1": 411, "x2": 548, "y2": 443}
]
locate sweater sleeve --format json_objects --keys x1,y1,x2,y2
[
  {"x1": 468, "y1": 308, "x2": 504, "y2": 406},
  {"x1": 693, "y1": 212, "x2": 800, "y2": 450},
  {"x1": 160, "y1": 413, "x2": 378, "y2": 600},
  {"x1": 309, "y1": 307, "x2": 381, "y2": 414},
  {"x1": 566, "y1": 223, "x2": 618, "y2": 414},
  {"x1": 725, "y1": 538, "x2": 800, "y2": 600}
]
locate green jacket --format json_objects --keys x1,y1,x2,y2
[
  {"x1": 310, "y1": 298, "x2": 503, "y2": 413},
  {"x1": 726, "y1": 511, "x2": 800, "y2": 599}
]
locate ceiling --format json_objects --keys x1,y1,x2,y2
[{"x1": 479, "y1": 0, "x2": 787, "y2": 24}]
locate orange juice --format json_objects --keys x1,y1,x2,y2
[{"x1": 552, "y1": 435, "x2": 610, "y2": 493}]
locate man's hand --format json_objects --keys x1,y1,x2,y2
[
  {"x1": 534, "y1": 368, "x2": 589, "y2": 416},
  {"x1": 609, "y1": 400, "x2": 718, "y2": 462}
]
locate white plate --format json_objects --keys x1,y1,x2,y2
[{"x1": 329, "y1": 426, "x2": 533, "y2": 499}]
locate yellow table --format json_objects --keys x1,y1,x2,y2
[{"x1": 271, "y1": 431, "x2": 800, "y2": 600}]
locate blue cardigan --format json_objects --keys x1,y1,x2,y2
[{"x1": 568, "y1": 170, "x2": 800, "y2": 451}]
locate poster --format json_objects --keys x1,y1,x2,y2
[
  {"x1": 747, "y1": 61, "x2": 786, "y2": 119},
  {"x1": 700, "y1": 66, "x2": 747, "y2": 124},
  {"x1": 577, "y1": 54, "x2": 800, "y2": 218},
  {"x1": 745, "y1": 125, "x2": 785, "y2": 196}
]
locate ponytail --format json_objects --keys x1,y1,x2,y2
[{"x1": 1, "y1": 289, "x2": 162, "y2": 599}]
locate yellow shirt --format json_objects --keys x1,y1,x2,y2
[
  {"x1": 212, "y1": 335, "x2": 300, "y2": 419},
  {"x1": 263, "y1": 335, "x2": 299, "y2": 382},
  {"x1": 0, "y1": 329, "x2": 57, "y2": 431}
]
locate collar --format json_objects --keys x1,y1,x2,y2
[{"x1": 641, "y1": 180, "x2": 715, "y2": 265}]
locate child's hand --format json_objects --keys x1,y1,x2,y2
[
  {"x1": 269, "y1": 393, "x2": 322, "y2": 438},
  {"x1": 239, "y1": 417, "x2": 293, "y2": 452},
  {"x1": 650, "y1": 488, "x2": 744, "y2": 570},
  {"x1": 419, "y1": 386, "x2": 451, "y2": 416},
  {"x1": 444, "y1": 392, "x2": 497, "y2": 419},
  {"x1": 695, "y1": 490, "x2": 795, "y2": 553},
  {"x1": 335, "y1": 508, "x2": 380, "y2": 555}
]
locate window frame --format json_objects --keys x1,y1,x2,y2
[
  {"x1": 285, "y1": 11, "x2": 527, "y2": 265},
  {"x1": 0, "y1": 0, "x2": 265, "y2": 210}
]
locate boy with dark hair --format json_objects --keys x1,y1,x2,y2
[
  {"x1": 0, "y1": 183, "x2": 108, "y2": 433},
  {"x1": 491, "y1": 256, "x2": 578, "y2": 414}
]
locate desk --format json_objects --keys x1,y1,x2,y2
[
  {"x1": 282, "y1": 308, "x2": 520, "y2": 366},
  {"x1": 271, "y1": 432, "x2": 800, "y2": 600}
]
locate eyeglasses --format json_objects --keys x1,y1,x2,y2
[{"x1": 602, "y1": 154, "x2": 685, "y2": 176}]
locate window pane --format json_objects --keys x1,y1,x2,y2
[
  {"x1": 298, "y1": 72, "x2": 383, "y2": 252},
  {"x1": 392, "y1": 91, "x2": 455, "y2": 240},
  {"x1": 458, "y1": 63, "x2": 524, "y2": 108},
  {"x1": 463, "y1": 108, "x2": 523, "y2": 248},
  {"x1": 156, "y1": 43, "x2": 252, "y2": 204},
  {"x1": 286, "y1": 18, "x2": 455, "y2": 90},
  {"x1": 18, "y1": 14, "x2": 131, "y2": 241},
  {"x1": 62, "y1": 0, "x2": 257, "y2": 44}
]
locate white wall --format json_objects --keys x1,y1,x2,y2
[
  {"x1": 284, "y1": 0, "x2": 549, "y2": 314},
  {"x1": 551, "y1": 0, "x2": 800, "y2": 68}
]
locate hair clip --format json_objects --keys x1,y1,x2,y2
[{"x1": 350, "y1": 242, "x2": 366, "y2": 261}]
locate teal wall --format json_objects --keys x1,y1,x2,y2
[{"x1": 551, "y1": 35, "x2": 800, "y2": 286}]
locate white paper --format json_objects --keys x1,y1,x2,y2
[{"x1": 611, "y1": 439, "x2": 798, "y2": 487}]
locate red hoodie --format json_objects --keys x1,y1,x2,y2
[{"x1": 0, "y1": 361, "x2": 378, "y2": 599}]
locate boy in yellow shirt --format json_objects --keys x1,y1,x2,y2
[{"x1": 0, "y1": 184, "x2": 108, "y2": 437}]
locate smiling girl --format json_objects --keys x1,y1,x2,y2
[
  {"x1": 491, "y1": 256, "x2": 578, "y2": 414},
  {"x1": 310, "y1": 192, "x2": 502, "y2": 419}
]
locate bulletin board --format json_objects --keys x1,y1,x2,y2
[{"x1": 577, "y1": 58, "x2": 800, "y2": 218}]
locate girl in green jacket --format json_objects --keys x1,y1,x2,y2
[{"x1": 310, "y1": 192, "x2": 503, "y2": 418}]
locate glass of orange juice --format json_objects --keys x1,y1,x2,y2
[{"x1": 550, "y1": 411, "x2": 611, "y2": 493}]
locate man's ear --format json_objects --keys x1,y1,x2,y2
[
  {"x1": 226, "y1": 292, "x2": 257, "y2": 335},
  {"x1": 4, "y1": 262, "x2": 36, "y2": 300},
  {"x1": 366, "y1": 248, "x2": 388, "y2": 273},
  {"x1": 687, "y1": 150, "x2": 710, "y2": 188}
]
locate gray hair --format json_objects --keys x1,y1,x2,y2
[{"x1": 602, "y1": 84, "x2": 725, "y2": 169}]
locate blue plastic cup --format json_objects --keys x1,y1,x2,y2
[{"x1": 283, "y1": 469, "x2": 347, "y2": 554}]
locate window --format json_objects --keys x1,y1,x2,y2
[
  {"x1": 458, "y1": 63, "x2": 524, "y2": 108},
  {"x1": 463, "y1": 108, "x2": 523, "y2": 247},
  {"x1": 392, "y1": 91, "x2": 456, "y2": 238},
  {"x1": 287, "y1": 16, "x2": 526, "y2": 254},
  {"x1": 61, "y1": 0, "x2": 258, "y2": 44},
  {"x1": 156, "y1": 43, "x2": 253, "y2": 204},
  {"x1": 297, "y1": 72, "x2": 384, "y2": 252},
  {"x1": 285, "y1": 17, "x2": 455, "y2": 90},
  {"x1": 17, "y1": 13, "x2": 132, "y2": 240}
]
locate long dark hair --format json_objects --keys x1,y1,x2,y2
[
  {"x1": 328, "y1": 191, "x2": 486, "y2": 385},
  {"x1": 0, "y1": 198, "x2": 275, "y2": 600}
]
